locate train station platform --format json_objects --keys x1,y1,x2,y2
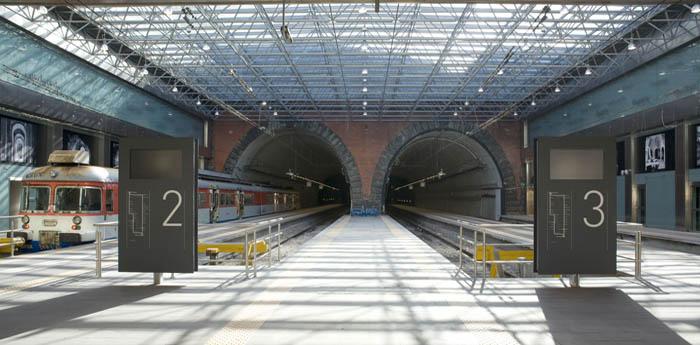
[{"x1": 1, "y1": 214, "x2": 699, "y2": 345}]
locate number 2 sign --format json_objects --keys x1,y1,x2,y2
[{"x1": 118, "y1": 138, "x2": 197, "y2": 274}]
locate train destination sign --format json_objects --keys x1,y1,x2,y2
[
  {"x1": 118, "y1": 138, "x2": 198, "y2": 273},
  {"x1": 534, "y1": 137, "x2": 616, "y2": 275}
]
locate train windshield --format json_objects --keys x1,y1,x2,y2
[
  {"x1": 21, "y1": 186, "x2": 50, "y2": 212},
  {"x1": 55, "y1": 187, "x2": 102, "y2": 213}
]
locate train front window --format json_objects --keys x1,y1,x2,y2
[
  {"x1": 21, "y1": 186, "x2": 50, "y2": 212},
  {"x1": 55, "y1": 187, "x2": 80, "y2": 212},
  {"x1": 81, "y1": 188, "x2": 102, "y2": 212}
]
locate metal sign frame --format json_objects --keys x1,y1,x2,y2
[
  {"x1": 535, "y1": 136, "x2": 616, "y2": 275},
  {"x1": 118, "y1": 137, "x2": 197, "y2": 273}
]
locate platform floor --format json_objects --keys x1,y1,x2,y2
[{"x1": 1, "y1": 215, "x2": 699, "y2": 345}]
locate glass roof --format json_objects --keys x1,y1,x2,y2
[{"x1": 1, "y1": 3, "x2": 695, "y2": 124}]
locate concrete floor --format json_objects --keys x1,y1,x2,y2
[{"x1": 0, "y1": 215, "x2": 699, "y2": 345}]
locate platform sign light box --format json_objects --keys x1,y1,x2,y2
[
  {"x1": 118, "y1": 138, "x2": 197, "y2": 273},
  {"x1": 535, "y1": 137, "x2": 616, "y2": 275}
]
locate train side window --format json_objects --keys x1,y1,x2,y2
[
  {"x1": 80, "y1": 188, "x2": 102, "y2": 213},
  {"x1": 197, "y1": 192, "x2": 207, "y2": 208},
  {"x1": 106, "y1": 189, "x2": 114, "y2": 212}
]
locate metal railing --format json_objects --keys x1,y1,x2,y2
[
  {"x1": 94, "y1": 221, "x2": 118, "y2": 278},
  {"x1": 457, "y1": 222, "x2": 534, "y2": 283},
  {"x1": 456, "y1": 220, "x2": 643, "y2": 283},
  {"x1": 243, "y1": 217, "x2": 284, "y2": 278},
  {"x1": 0, "y1": 215, "x2": 23, "y2": 257}
]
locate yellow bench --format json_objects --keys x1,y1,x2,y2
[{"x1": 0, "y1": 237, "x2": 25, "y2": 255}]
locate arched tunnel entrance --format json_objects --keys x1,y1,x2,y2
[
  {"x1": 385, "y1": 131, "x2": 503, "y2": 220},
  {"x1": 228, "y1": 128, "x2": 352, "y2": 209}
]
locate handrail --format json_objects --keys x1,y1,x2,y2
[
  {"x1": 94, "y1": 221, "x2": 118, "y2": 278},
  {"x1": 242, "y1": 217, "x2": 285, "y2": 278},
  {"x1": 0, "y1": 215, "x2": 23, "y2": 257},
  {"x1": 455, "y1": 219, "x2": 643, "y2": 284}
]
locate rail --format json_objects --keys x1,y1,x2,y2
[
  {"x1": 94, "y1": 221, "x2": 118, "y2": 278},
  {"x1": 0, "y1": 215, "x2": 23, "y2": 257},
  {"x1": 455, "y1": 220, "x2": 643, "y2": 284}
]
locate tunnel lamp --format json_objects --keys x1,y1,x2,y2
[
  {"x1": 554, "y1": 86, "x2": 561, "y2": 93},
  {"x1": 585, "y1": 67, "x2": 592, "y2": 75},
  {"x1": 393, "y1": 169, "x2": 446, "y2": 191},
  {"x1": 286, "y1": 170, "x2": 339, "y2": 191},
  {"x1": 692, "y1": 4, "x2": 700, "y2": 13}
]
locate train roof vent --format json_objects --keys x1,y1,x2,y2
[{"x1": 48, "y1": 150, "x2": 90, "y2": 165}]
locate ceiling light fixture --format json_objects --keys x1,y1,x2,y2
[
  {"x1": 453, "y1": 112, "x2": 458, "y2": 116},
  {"x1": 202, "y1": 44, "x2": 210, "y2": 51},
  {"x1": 280, "y1": 1, "x2": 293, "y2": 44},
  {"x1": 163, "y1": 6, "x2": 173, "y2": 17},
  {"x1": 627, "y1": 41, "x2": 636, "y2": 51},
  {"x1": 531, "y1": 99, "x2": 536, "y2": 106},
  {"x1": 196, "y1": 99, "x2": 201, "y2": 105},
  {"x1": 691, "y1": 4, "x2": 700, "y2": 14},
  {"x1": 497, "y1": 69, "x2": 504, "y2": 75},
  {"x1": 362, "y1": 101, "x2": 367, "y2": 106},
  {"x1": 478, "y1": 87, "x2": 484, "y2": 93},
  {"x1": 273, "y1": 111, "x2": 278, "y2": 116},
  {"x1": 363, "y1": 111, "x2": 368, "y2": 116},
  {"x1": 464, "y1": 100, "x2": 469, "y2": 106},
  {"x1": 214, "y1": 110, "x2": 219, "y2": 116},
  {"x1": 513, "y1": 111, "x2": 518, "y2": 117},
  {"x1": 261, "y1": 101, "x2": 267, "y2": 106},
  {"x1": 361, "y1": 69, "x2": 368, "y2": 75},
  {"x1": 362, "y1": 87, "x2": 368, "y2": 93},
  {"x1": 585, "y1": 67, "x2": 592, "y2": 75},
  {"x1": 358, "y1": 6, "x2": 367, "y2": 14},
  {"x1": 554, "y1": 86, "x2": 561, "y2": 93},
  {"x1": 172, "y1": 86, "x2": 178, "y2": 92}
]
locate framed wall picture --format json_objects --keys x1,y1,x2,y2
[
  {"x1": 63, "y1": 130, "x2": 92, "y2": 162},
  {"x1": 639, "y1": 129, "x2": 674, "y2": 173},
  {"x1": 0, "y1": 117, "x2": 36, "y2": 165},
  {"x1": 110, "y1": 141, "x2": 119, "y2": 167}
]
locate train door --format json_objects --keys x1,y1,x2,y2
[
  {"x1": 237, "y1": 191, "x2": 245, "y2": 219},
  {"x1": 210, "y1": 188, "x2": 220, "y2": 223},
  {"x1": 273, "y1": 193, "x2": 279, "y2": 213},
  {"x1": 283, "y1": 194, "x2": 288, "y2": 211}
]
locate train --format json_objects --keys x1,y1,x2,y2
[{"x1": 13, "y1": 150, "x2": 299, "y2": 251}]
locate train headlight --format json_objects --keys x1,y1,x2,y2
[
  {"x1": 21, "y1": 215, "x2": 30, "y2": 224},
  {"x1": 72, "y1": 216, "x2": 82, "y2": 225}
]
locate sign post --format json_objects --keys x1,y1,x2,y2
[
  {"x1": 535, "y1": 137, "x2": 616, "y2": 279},
  {"x1": 118, "y1": 138, "x2": 198, "y2": 281}
]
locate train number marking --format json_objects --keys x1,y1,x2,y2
[{"x1": 162, "y1": 190, "x2": 183, "y2": 227}]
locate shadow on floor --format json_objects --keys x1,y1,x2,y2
[
  {"x1": 0, "y1": 285, "x2": 180, "y2": 339},
  {"x1": 536, "y1": 288, "x2": 690, "y2": 345}
]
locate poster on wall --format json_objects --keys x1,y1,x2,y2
[
  {"x1": 110, "y1": 141, "x2": 119, "y2": 167},
  {"x1": 695, "y1": 126, "x2": 700, "y2": 168},
  {"x1": 0, "y1": 117, "x2": 36, "y2": 165},
  {"x1": 644, "y1": 133, "x2": 666, "y2": 172},
  {"x1": 64, "y1": 131, "x2": 92, "y2": 162}
]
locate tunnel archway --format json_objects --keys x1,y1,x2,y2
[
  {"x1": 371, "y1": 122, "x2": 516, "y2": 219},
  {"x1": 223, "y1": 122, "x2": 361, "y2": 209}
]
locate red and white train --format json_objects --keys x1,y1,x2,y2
[{"x1": 13, "y1": 150, "x2": 299, "y2": 251}]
